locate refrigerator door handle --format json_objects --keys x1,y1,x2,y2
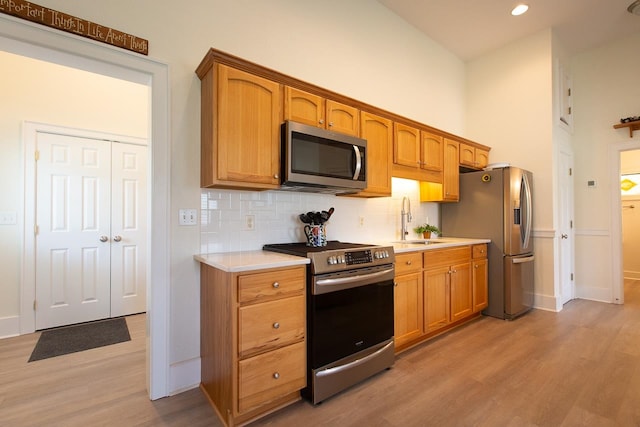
[
  {"x1": 512, "y1": 255, "x2": 534, "y2": 264},
  {"x1": 521, "y1": 173, "x2": 533, "y2": 248}
]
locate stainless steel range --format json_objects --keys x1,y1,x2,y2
[{"x1": 263, "y1": 241, "x2": 395, "y2": 404}]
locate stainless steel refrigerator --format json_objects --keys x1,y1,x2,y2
[{"x1": 441, "y1": 166, "x2": 534, "y2": 319}]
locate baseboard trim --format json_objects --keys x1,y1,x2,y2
[
  {"x1": 576, "y1": 286, "x2": 613, "y2": 303},
  {"x1": 0, "y1": 315, "x2": 20, "y2": 339},
  {"x1": 533, "y1": 293, "x2": 561, "y2": 312},
  {"x1": 169, "y1": 357, "x2": 201, "y2": 396}
]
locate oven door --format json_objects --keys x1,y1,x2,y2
[{"x1": 308, "y1": 265, "x2": 394, "y2": 370}]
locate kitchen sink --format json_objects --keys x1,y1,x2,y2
[{"x1": 392, "y1": 240, "x2": 446, "y2": 245}]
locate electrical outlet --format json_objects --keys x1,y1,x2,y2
[
  {"x1": 245, "y1": 214, "x2": 255, "y2": 230},
  {"x1": 0, "y1": 211, "x2": 17, "y2": 225},
  {"x1": 179, "y1": 209, "x2": 197, "y2": 226}
]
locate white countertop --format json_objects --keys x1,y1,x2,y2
[
  {"x1": 194, "y1": 251, "x2": 310, "y2": 272},
  {"x1": 194, "y1": 238, "x2": 489, "y2": 272}
]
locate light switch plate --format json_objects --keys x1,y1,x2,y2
[
  {"x1": 0, "y1": 211, "x2": 17, "y2": 225},
  {"x1": 179, "y1": 209, "x2": 197, "y2": 226}
]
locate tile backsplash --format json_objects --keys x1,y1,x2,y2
[{"x1": 200, "y1": 178, "x2": 439, "y2": 253}]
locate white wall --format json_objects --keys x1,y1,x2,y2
[
  {"x1": 0, "y1": 51, "x2": 148, "y2": 335},
  {"x1": 5, "y1": 0, "x2": 467, "y2": 390},
  {"x1": 465, "y1": 29, "x2": 557, "y2": 310},
  {"x1": 571, "y1": 32, "x2": 640, "y2": 301}
]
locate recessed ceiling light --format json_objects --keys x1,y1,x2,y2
[
  {"x1": 628, "y1": 0, "x2": 640, "y2": 15},
  {"x1": 511, "y1": 4, "x2": 529, "y2": 16}
]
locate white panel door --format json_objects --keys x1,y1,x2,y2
[
  {"x1": 559, "y1": 149, "x2": 575, "y2": 305},
  {"x1": 110, "y1": 142, "x2": 147, "y2": 317},
  {"x1": 36, "y1": 133, "x2": 112, "y2": 329}
]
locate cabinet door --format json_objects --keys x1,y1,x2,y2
[
  {"x1": 357, "y1": 112, "x2": 392, "y2": 196},
  {"x1": 285, "y1": 87, "x2": 325, "y2": 128},
  {"x1": 394, "y1": 123, "x2": 420, "y2": 168},
  {"x1": 443, "y1": 138, "x2": 460, "y2": 201},
  {"x1": 450, "y1": 261, "x2": 472, "y2": 322},
  {"x1": 424, "y1": 266, "x2": 450, "y2": 332},
  {"x1": 326, "y1": 100, "x2": 359, "y2": 136},
  {"x1": 421, "y1": 131, "x2": 443, "y2": 172},
  {"x1": 459, "y1": 142, "x2": 476, "y2": 167},
  {"x1": 472, "y1": 258, "x2": 488, "y2": 312},
  {"x1": 216, "y1": 64, "x2": 281, "y2": 188},
  {"x1": 394, "y1": 272, "x2": 424, "y2": 348},
  {"x1": 476, "y1": 148, "x2": 490, "y2": 169}
]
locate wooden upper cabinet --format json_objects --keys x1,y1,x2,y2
[
  {"x1": 442, "y1": 138, "x2": 460, "y2": 201},
  {"x1": 420, "y1": 131, "x2": 444, "y2": 172},
  {"x1": 200, "y1": 63, "x2": 282, "y2": 189},
  {"x1": 460, "y1": 141, "x2": 490, "y2": 170},
  {"x1": 393, "y1": 123, "x2": 420, "y2": 168},
  {"x1": 285, "y1": 87, "x2": 359, "y2": 136},
  {"x1": 356, "y1": 112, "x2": 393, "y2": 197},
  {"x1": 475, "y1": 148, "x2": 490, "y2": 169},
  {"x1": 326, "y1": 100, "x2": 359, "y2": 136},
  {"x1": 285, "y1": 87, "x2": 325, "y2": 128}
]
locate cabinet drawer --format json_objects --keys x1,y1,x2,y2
[
  {"x1": 472, "y1": 244, "x2": 488, "y2": 259},
  {"x1": 239, "y1": 295, "x2": 305, "y2": 358},
  {"x1": 238, "y1": 341, "x2": 306, "y2": 413},
  {"x1": 238, "y1": 267, "x2": 305, "y2": 303},
  {"x1": 395, "y1": 252, "x2": 423, "y2": 275},
  {"x1": 424, "y1": 246, "x2": 471, "y2": 269}
]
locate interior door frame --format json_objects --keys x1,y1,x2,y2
[
  {"x1": 610, "y1": 138, "x2": 640, "y2": 305},
  {"x1": 1, "y1": 14, "x2": 170, "y2": 400}
]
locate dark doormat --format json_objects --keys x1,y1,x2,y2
[{"x1": 28, "y1": 317, "x2": 131, "y2": 362}]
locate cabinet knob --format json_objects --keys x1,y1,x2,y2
[
  {"x1": 273, "y1": 174, "x2": 279, "y2": 179},
  {"x1": 273, "y1": 322, "x2": 280, "y2": 329},
  {"x1": 272, "y1": 282, "x2": 280, "y2": 289},
  {"x1": 273, "y1": 372, "x2": 280, "y2": 379},
  {"x1": 329, "y1": 122, "x2": 334, "y2": 127},
  {"x1": 474, "y1": 264, "x2": 479, "y2": 268},
  {"x1": 319, "y1": 119, "x2": 325, "y2": 125},
  {"x1": 406, "y1": 260, "x2": 412, "y2": 265}
]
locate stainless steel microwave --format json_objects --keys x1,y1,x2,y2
[{"x1": 281, "y1": 121, "x2": 367, "y2": 194}]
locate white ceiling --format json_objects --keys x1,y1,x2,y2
[{"x1": 377, "y1": 0, "x2": 640, "y2": 61}]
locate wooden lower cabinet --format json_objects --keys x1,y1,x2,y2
[
  {"x1": 395, "y1": 245, "x2": 484, "y2": 353},
  {"x1": 200, "y1": 264, "x2": 307, "y2": 426},
  {"x1": 472, "y1": 244, "x2": 489, "y2": 312},
  {"x1": 394, "y1": 252, "x2": 424, "y2": 347}
]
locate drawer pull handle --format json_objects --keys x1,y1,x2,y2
[
  {"x1": 272, "y1": 282, "x2": 280, "y2": 289},
  {"x1": 273, "y1": 372, "x2": 280, "y2": 379},
  {"x1": 273, "y1": 322, "x2": 280, "y2": 329}
]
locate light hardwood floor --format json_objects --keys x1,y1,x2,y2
[{"x1": 2, "y1": 281, "x2": 640, "y2": 426}]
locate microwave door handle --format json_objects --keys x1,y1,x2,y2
[{"x1": 352, "y1": 145, "x2": 362, "y2": 181}]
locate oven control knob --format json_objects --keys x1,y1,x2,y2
[
  {"x1": 327, "y1": 256, "x2": 336, "y2": 265},
  {"x1": 338, "y1": 255, "x2": 345, "y2": 264}
]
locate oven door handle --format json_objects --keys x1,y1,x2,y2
[
  {"x1": 314, "y1": 267, "x2": 395, "y2": 294},
  {"x1": 316, "y1": 339, "x2": 395, "y2": 378}
]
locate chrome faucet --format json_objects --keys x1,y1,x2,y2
[{"x1": 401, "y1": 196, "x2": 412, "y2": 240}]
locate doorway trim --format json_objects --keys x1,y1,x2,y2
[
  {"x1": 1, "y1": 14, "x2": 170, "y2": 400},
  {"x1": 610, "y1": 138, "x2": 640, "y2": 305}
]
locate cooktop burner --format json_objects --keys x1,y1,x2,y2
[{"x1": 263, "y1": 241, "x2": 372, "y2": 257}]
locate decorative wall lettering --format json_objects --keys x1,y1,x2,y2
[{"x1": 0, "y1": 0, "x2": 149, "y2": 55}]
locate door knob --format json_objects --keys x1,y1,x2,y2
[
  {"x1": 561, "y1": 234, "x2": 568, "y2": 239},
  {"x1": 113, "y1": 235, "x2": 122, "y2": 242},
  {"x1": 99, "y1": 236, "x2": 108, "y2": 242}
]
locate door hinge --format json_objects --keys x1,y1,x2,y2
[
  {"x1": 568, "y1": 106, "x2": 572, "y2": 115},
  {"x1": 34, "y1": 150, "x2": 40, "y2": 161},
  {"x1": 569, "y1": 168, "x2": 572, "y2": 176},
  {"x1": 570, "y1": 220, "x2": 573, "y2": 229},
  {"x1": 33, "y1": 300, "x2": 37, "y2": 311},
  {"x1": 571, "y1": 273, "x2": 574, "y2": 281},
  {"x1": 34, "y1": 225, "x2": 39, "y2": 235},
  {"x1": 568, "y1": 88, "x2": 571, "y2": 97}
]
